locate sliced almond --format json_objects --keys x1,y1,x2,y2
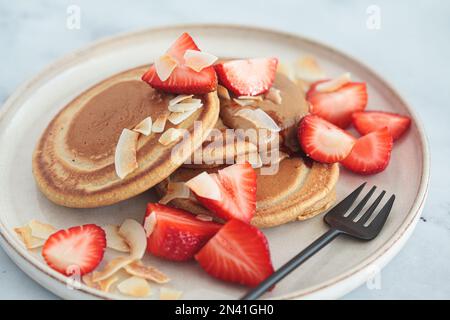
[
  {"x1": 264, "y1": 87, "x2": 282, "y2": 105},
  {"x1": 28, "y1": 220, "x2": 56, "y2": 239},
  {"x1": 115, "y1": 129, "x2": 139, "y2": 179},
  {"x1": 160, "y1": 287, "x2": 183, "y2": 300},
  {"x1": 295, "y1": 56, "x2": 326, "y2": 82},
  {"x1": 117, "y1": 276, "x2": 151, "y2": 298},
  {"x1": 168, "y1": 99, "x2": 203, "y2": 112},
  {"x1": 158, "y1": 128, "x2": 184, "y2": 146},
  {"x1": 154, "y1": 54, "x2": 177, "y2": 81},
  {"x1": 217, "y1": 85, "x2": 231, "y2": 100},
  {"x1": 118, "y1": 219, "x2": 147, "y2": 260},
  {"x1": 168, "y1": 108, "x2": 198, "y2": 125},
  {"x1": 102, "y1": 225, "x2": 130, "y2": 253},
  {"x1": 185, "y1": 172, "x2": 221, "y2": 201},
  {"x1": 184, "y1": 50, "x2": 218, "y2": 72},
  {"x1": 93, "y1": 256, "x2": 134, "y2": 282},
  {"x1": 235, "y1": 108, "x2": 281, "y2": 132},
  {"x1": 159, "y1": 182, "x2": 190, "y2": 205},
  {"x1": 315, "y1": 72, "x2": 351, "y2": 92},
  {"x1": 169, "y1": 94, "x2": 194, "y2": 106},
  {"x1": 82, "y1": 273, "x2": 118, "y2": 293},
  {"x1": 124, "y1": 261, "x2": 170, "y2": 284},
  {"x1": 196, "y1": 214, "x2": 213, "y2": 222},
  {"x1": 233, "y1": 98, "x2": 255, "y2": 107},
  {"x1": 14, "y1": 225, "x2": 45, "y2": 249},
  {"x1": 152, "y1": 114, "x2": 168, "y2": 133},
  {"x1": 133, "y1": 117, "x2": 152, "y2": 136}
]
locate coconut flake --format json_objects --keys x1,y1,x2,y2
[
  {"x1": 295, "y1": 56, "x2": 326, "y2": 82},
  {"x1": 167, "y1": 108, "x2": 198, "y2": 125},
  {"x1": 93, "y1": 256, "x2": 134, "y2": 282},
  {"x1": 168, "y1": 99, "x2": 203, "y2": 112},
  {"x1": 315, "y1": 72, "x2": 351, "y2": 92},
  {"x1": 117, "y1": 276, "x2": 151, "y2": 298},
  {"x1": 102, "y1": 224, "x2": 130, "y2": 253},
  {"x1": 184, "y1": 50, "x2": 218, "y2": 72},
  {"x1": 152, "y1": 114, "x2": 168, "y2": 133},
  {"x1": 143, "y1": 213, "x2": 157, "y2": 238},
  {"x1": 155, "y1": 54, "x2": 177, "y2": 81},
  {"x1": 82, "y1": 273, "x2": 118, "y2": 293},
  {"x1": 124, "y1": 261, "x2": 170, "y2": 284},
  {"x1": 14, "y1": 225, "x2": 45, "y2": 249},
  {"x1": 115, "y1": 129, "x2": 139, "y2": 179},
  {"x1": 118, "y1": 219, "x2": 147, "y2": 260},
  {"x1": 235, "y1": 108, "x2": 281, "y2": 132},
  {"x1": 185, "y1": 172, "x2": 222, "y2": 201},
  {"x1": 169, "y1": 94, "x2": 194, "y2": 106},
  {"x1": 159, "y1": 182, "x2": 190, "y2": 205},
  {"x1": 264, "y1": 87, "x2": 282, "y2": 105},
  {"x1": 158, "y1": 128, "x2": 184, "y2": 146},
  {"x1": 217, "y1": 85, "x2": 231, "y2": 100},
  {"x1": 233, "y1": 98, "x2": 255, "y2": 107},
  {"x1": 133, "y1": 117, "x2": 152, "y2": 136},
  {"x1": 28, "y1": 220, "x2": 56, "y2": 239},
  {"x1": 160, "y1": 287, "x2": 183, "y2": 300}
]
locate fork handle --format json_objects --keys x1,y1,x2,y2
[{"x1": 241, "y1": 228, "x2": 341, "y2": 300}]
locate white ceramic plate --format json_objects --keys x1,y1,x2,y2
[{"x1": 0, "y1": 25, "x2": 429, "y2": 300}]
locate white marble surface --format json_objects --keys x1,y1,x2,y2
[{"x1": 0, "y1": 0, "x2": 449, "y2": 299}]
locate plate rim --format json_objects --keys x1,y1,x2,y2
[{"x1": 0, "y1": 23, "x2": 430, "y2": 300}]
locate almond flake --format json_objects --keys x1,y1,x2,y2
[
  {"x1": 196, "y1": 214, "x2": 213, "y2": 222},
  {"x1": 152, "y1": 114, "x2": 168, "y2": 133},
  {"x1": 159, "y1": 182, "x2": 190, "y2": 205},
  {"x1": 168, "y1": 99, "x2": 203, "y2": 112},
  {"x1": 14, "y1": 225, "x2": 45, "y2": 249},
  {"x1": 118, "y1": 219, "x2": 147, "y2": 260},
  {"x1": 124, "y1": 261, "x2": 170, "y2": 284},
  {"x1": 117, "y1": 276, "x2": 151, "y2": 298},
  {"x1": 233, "y1": 98, "x2": 255, "y2": 107},
  {"x1": 185, "y1": 172, "x2": 222, "y2": 201},
  {"x1": 169, "y1": 94, "x2": 194, "y2": 106},
  {"x1": 102, "y1": 224, "x2": 130, "y2": 253},
  {"x1": 184, "y1": 49, "x2": 218, "y2": 72},
  {"x1": 217, "y1": 85, "x2": 231, "y2": 100},
  {"x1": 235, "y1": 108, "x2": 281, "y2": 132},
  {"x1": 143, "y1": 213, "x2": 157, "y2": 238},
  {"x1": 168, "y1": 108, "x2": 198, "y2": 125},
  {"x1": 155, "y1": 54, "x2": 177, "y2": 81},
  {"x1": 294, "y1": 56, "x2": 326, "y2": 82},
  {"x1": 160, "y1": 287, "x2": 183, "y2": 300},
  {"x1": 28, "y1": 220, "x2": 56, "y2": 239},
  {"x1": 158, "y1": 128, "x2": 184, "y2": 146},
  {"x1": 264, "y1": 87, "x2": 282, "y2": 105},
  {"x1": 315, "y1": 72, "x2": 351, "y2": 92},
  {"x1": 115, "y1": 129, "x2": 139, "y2": 179},
  {"x1": 93, "y1": 256, "x2": 134, "y2": 282},
  {"x1": 133, "y1": 117, "x2": 152, "y2": 136}
]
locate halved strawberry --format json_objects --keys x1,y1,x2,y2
[
  {"x1": 191, "y1": 163, "x2": 257, "y2": 223},
  {"x1": 352, "y1": 111, "x2": 411, "y2": 140},
  {"x1": 298, "y1": 115, "x2": 356, "y2": 163},
  {"x1": 141, "y1": 32, "x2": 217, "y2": 94},
  {"x1": 307, "y1": 81, "x2": 368, "y2": 128},
  {"x1": 214, "y1": 58, "x2": 278, "y2": 96},
  {"x1": 341, "y1": 128, "x2": 393, "y2": 175},
  {"x1": 42, "y1": 224, "x2": 106, "y2": 276},
  {"x1": 195, "y1": 219, "x2": 274, "y2": 287},
  {"x1": 144, "y1": 203, "x2": 222, "y2": 262}
]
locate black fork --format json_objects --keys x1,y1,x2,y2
[{"x1": 241, "y1": 182, "x2": 395, "y2": 300}]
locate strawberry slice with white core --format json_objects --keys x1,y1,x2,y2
[
  {"x1": 42, "y1": 224, "x2": 106, "y2": 276},
  {"x1": 352, "y1": 111, "x2": 411, "y2": 141},
  {"x1": 142, "y1": 32, "x2": 217, "y2": 94},
  {"x1": 341, "y1": 127, "x2": 393, "y2": 175},
  {"x1": 192, "y1": 163, "x2": 257, "y2": 223},
  {"x1": 215, "y1": 58, "x2": 278, "y2": 96},
  {"x1": 144, "y1": 203, "x2": 222, "y2": 262},
  {"x1": 195, "y1": 219, "x2": 274, "y2": 287},
  {"x1": 307, "y1": 81, "x2": 368, "y2": 128},
  {"x1": 298, "y1": 115, "x2": 355, "y2": 163}
]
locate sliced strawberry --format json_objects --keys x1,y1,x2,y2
[
  {"x1": 141, "y1": 33, "x2": 217, "y2": 94},
  {"x1": 192, "y1": 163, "x2": 257, "y2": 223},
  {"x1": 214, "y1": 58, "x2": 278, "y2": 96},
  {"x1": 341, "y1": 128, "x2": 393, "y2": 175},
  {"x1": 42, "y1": 224, "x2": 106, "y2": 276},
  {"x1": 298, "y1": 115, "x2": 356, "y2": 163},
  {"x1": 307, "y1": 81, "x2": 368, "y2": 128},
  {"x1": 352, "y1": 111, "x2": 411, "y2": 140},
  {"x1": 144, "y1": 203, "x2": 222, "y2": 262},
  {"x1": 195, "y1": 219, "x2": 274, "y2": 287}
]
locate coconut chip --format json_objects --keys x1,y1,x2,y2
[
  {"x1": 155, "y1": 54, "x2": 177, "y2": 81},
  {"x1": 158, "y1": 128, "x2": 184, "y2": 146},
  {"x1": 118, "y1": 219, "x2": 147, "y2": 260},
  {"x1": 184, "y1": 50, "x2": 218, "y2": 72},
  {"x1": 235, "y1": 108, "x2": 281, "y2": 132},
  {"x1": 114, "y1": 129, "x2": 139, "y2": 179},
  {"x1": 168, "y1": 99, "x2": 203, "y2": 112},
  {"x1": 237, "y1": 95, "x2": 263, "y2": 101},
  {"x1": 124, "y1": 260, "x2": 170, "y2": 284},
  {"x1": 294, "y1": 56, "x2": 326, "y2": 83},
  {"x1": 14, "y1": 225, "x2": 45, "y2": 249},
  {"x1": 196, "y1": 214, "x2": 213, "y2": 222},
  {"x1": 169, "y1": 94, "x2": 193, "y2": 106},
  {"x1": 217, "y1": 85, "x2": 231, "y2": 100},
  {"x1": 133, "y1": 117, "x2": 152, "y2": 136},
  {"x1": 82, "y1": 273, "x2": 118, "y2": 293},
  {"x1": 152, "y1": 114, "x2": 168, "y2": 133},
  {"x1": 315, "y1": 72, "x2": 351, "y2": 93},
  {"x1": 159, "y1": 182, "x2": 190, "y2": 205},
  {"x1": 28, "y1": 219, "x2": 56, "y2": 239},
  {"x1": 93, "y1": 256, "x2": 134, "y2": 282},
  {"x1": 185, "y1": 172, "x2": 222, "y2": 201},
  {"x1": 264, "y1": 87, "x2": 282, "y2": 105},
  {"x1": 117, "y1": 276, "x2": 151, "y2": 298},
  {"x1": 143, "y1": 213, "x2": 157, "y2": 238},
  {"x1": 102, "y1": 224, "x2": 130, "y2": 253},
  {"x1": 167, "y1": 108, "x2": 198, "y2": 125},
  {"x1": 233, "y1": 98, "x2": 256, "y2": 107},
  {"x1": 160, "y1": 287, "x2": 183, "y2": 300}
]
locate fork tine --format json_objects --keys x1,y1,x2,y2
[
  {"x1": 325, "y1": 182, "x2": 366, "y2": 218},
  {"x1": 366, "y1": 194, "x2": 395, "y2": 230},
  {"x1": 346, "y1": 185, "x2": 377, "y2": 220},
  {"x1": 358, "y1": 191, "x2": 386, "y2": 225}
]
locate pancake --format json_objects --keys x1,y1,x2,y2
[
  {"x1": 32, "y1": 66, "x2": 220, "y2": 208},
  {"x1": 155, "y1": 157, "x2": 339, "y2": 228}
]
